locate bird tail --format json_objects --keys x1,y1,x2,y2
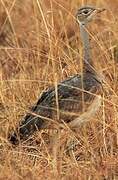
[{"x1": 8, "y1": 113, "x2": 44, "y2": 145}]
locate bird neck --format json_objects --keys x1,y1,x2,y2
[{"x1": 80, "y1": 23, "x2": 95, "y2": 74}]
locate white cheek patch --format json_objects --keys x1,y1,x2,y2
[{"x1": 87, "y1": 10, "x2": 97, "y2": 21}]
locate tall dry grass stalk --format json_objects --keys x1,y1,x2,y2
[{"x1": 0, "y1": 0, "x2": 118, "y2": 179}]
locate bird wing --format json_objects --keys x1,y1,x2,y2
[{"x1": 31, "y1": 72, "x2": 101, "y2": 123}]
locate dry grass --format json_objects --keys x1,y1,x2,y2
[{"x1": 0, "y1": 0, "x2": 118, "y2": 179}]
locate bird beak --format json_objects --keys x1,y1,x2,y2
[
  {"x1": 89, "y1": 7, "x2": 106, "y2": 22},
  {"x1": 96, "y1": 8, "x2": 106, "y2": 14}
]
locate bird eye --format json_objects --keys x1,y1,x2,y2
[
  {"x1": 81, "y1": 8, "x2": 94, "y2": 15},
  {"x1": 82, "y1": 10, "x2": 90, "y2": 15}
]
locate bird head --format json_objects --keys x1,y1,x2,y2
[{"x1": 76, "y1": 6, "x2": 106, "y2": 25}]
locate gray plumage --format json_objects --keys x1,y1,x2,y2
[{"x1": 9, "y1": 6, "x2": 105, "y2": 145}]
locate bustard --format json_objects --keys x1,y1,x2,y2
[{"x1": 9, "y1": 6, "x2": 105, "y2": 145}]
